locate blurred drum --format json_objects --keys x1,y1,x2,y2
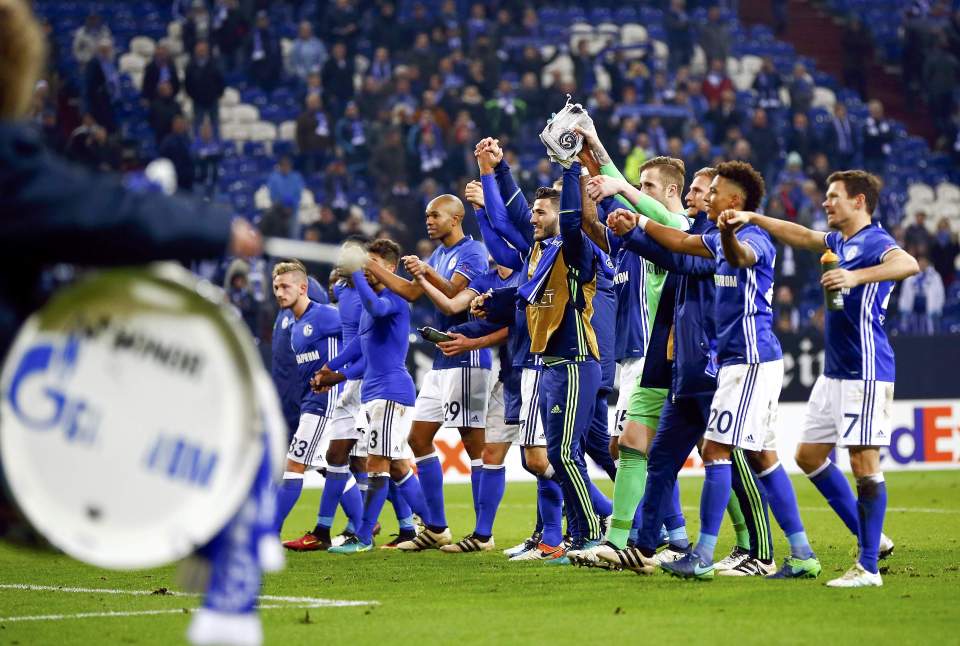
[{"x1": 0, "y1": 263, "x2": 285, "y2": 569}]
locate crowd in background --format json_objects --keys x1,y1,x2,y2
[{"x1": 28, "y1": 0, "x2": 960, "y2": 343}]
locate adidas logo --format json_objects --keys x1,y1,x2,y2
[
  {"x1": 746, "y1": 434, "x2": 754, "y2": 442},
  {"x1": 471, "y1": 415, "x2": 480, "y2": 423},
  {"x1": 876, "y1": 430, "x2": 885, "y2": 438},
  {"x1": 551, "y1": 405, "x2": 562, "y2": 414}
]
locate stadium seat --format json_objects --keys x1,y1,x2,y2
[
  {"x1": 936, "y1": 182, "x2": 960, "y2": 204},
  {"x1": 129, "y1": 36, "x2": 155, "y2": 59},
  {"x1": 119, "y1": 52, "x2": 146, "y2": 75},
  {"x1": 232, "y1": 104, "x2": 260, "y2": 125},
  {"x1": 249, "y1": 121, "x2": 278, "y2": 142},
  {"x1": 620, "y1": 23, "x2": 647, "y2": 45},
  {"x1": 254, "y1": 185, "x2": 271, "y2": 210},
  {"x1": 278, "y1": 120, "x2": 296, "y2": 141},
  {"x1": 651, "y1": 40, "x2": 668, "y2": 62},
  {"x1": 908, "y1": 183, "x2": 936, "y2": 204},
  {"x1": 219, "y1": 87, "x2": 241, "y2": 108}
]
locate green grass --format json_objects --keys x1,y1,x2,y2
[{"x1": 1, "y1": 470, "x2": 959, "y2": 645}]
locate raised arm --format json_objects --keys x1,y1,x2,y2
[
  {"x1": 416, "y1": 274, "x2": 477, "y2": 316},
  {"x1": 720, "y1": 210, "x2": 827, "y2": 252},
  {"x1": 364, "y1": 260, "x2": 424, "y2": 302},
  {"x1": 559, "y1": 162, "x2": 595, "y2": 276},
  {"x1": 474, "y1": 204, "x2": 524, "y2": 271},
  {"x1": 577, "y1": 149, "x2": 611, "y2": 253},
  {"x1": 621, "y1": 226, "x2": 716, "y2": 276},
  {"x1": 480, "y1": 172, "x2": 531, "y2": 256},
  {"x1": 352, "y1": 269, "x2": 401, "y2": 317},
  {"x1": 492, "y1": 157, "x2": 536, "y2": 248},
  {"x1": 719, "y1": 226, "x2": 758, "y2": 268},
  {"x1": 821, "y1": 248, "x2": 919, "y2": 291},
  {"x1": 406, "y1": 258, "x2": 470, "y2": 300},
  {"x1": 436, "y1": 325, "x2": 510, "y2": 358},
  {"x1": 617, "y1": 209, "x2": 712, "y2": 258}
]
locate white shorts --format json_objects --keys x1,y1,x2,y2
[
  {"x1": 704, "y1": 360, "x2": 783, "y2": 452},
  {"x1": 413, "y1": 367, "x2": 491, "y2": 429},
  {"x1": 801, "y1": 376, "x2": 894, "y2": 447},
  {"x1": 518, "y1": 368, "x2": 547, "y2": 447},
  {"x1": 288, "y1": 412, "x2": 332, "y2": 467},
  {"x1": 363, "y1": 399, "x2": 415, "y2": 460},
  {"x1": 329, "y1": 379, "x2": 365, "y2": 442},
  {"x1": 612, "y1": 358, "x2": 645, "y2": 437},
  {"x1": 486, "y1": 380, "x2": 519, "y2": 444}
]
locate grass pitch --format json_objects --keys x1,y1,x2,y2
[{"x1": 1, "y1": 470, "x2": 958, "y2": 645}]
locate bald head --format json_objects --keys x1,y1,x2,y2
[{"x1": 424, "y1": 194, "x2": 465, "y2": 243}]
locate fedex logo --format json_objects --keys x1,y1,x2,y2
[{"x1": 887, "y1": 405, "x2": 960, "y2": 465}]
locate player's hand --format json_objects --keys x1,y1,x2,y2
[
  {"x1": 229, "y1": 218, "x2": 263, "y2": 257},
  {"x1": 470, "y1": 290, "x2": 492, "y2": 318},
  {"x1": 464, "y1": 180, "x2": 485, "y2": 209},
  {"x1": 402, "y1": 255, "x2": 427, "y2": 278},
  {"x1": 719, "y1": 209, "x2": 750, "y2": 231},
  {"x1": 572, "y1": 121, "x2": 600, "y2": 150},
  {"x1": 311, "y1": 368, "x2": 346, "y2": 392},
  {"x1": 606, "y1": 208, "x2": 639, "y2": 236},
  {"x1": 437, "y1": 332, "x2": 475, "y2": 357},
  {"x1": 338, "y1": 242, "x2": 369, "y2": 273},
  {"x1": 821, "y1": 268, "x2": 859, "y2": 290},
  {"x1": 585, "y1": 175, "x2": 624, "y2": 202}
]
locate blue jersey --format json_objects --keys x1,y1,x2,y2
[
  {"x1": 702, "y1": 225, "x2": 782, "y2": 366},
  {"x1": 290, "y1": 301, "x2": 342, "y2": 416},
  {"x1": 823, "y1": 225, "x2": 899, "y2": 381},
  {"x1": 593, "y1": 257, "x2": 617, "y2": 390},
  {"x1": 329, "y1": 272, "x2": 416, "y2": 405},
  {"x1": 333, "y1": 281, "x2": 362, "y2": 348},
  {"x1": 427, "y1": 235, "x2": 492, "y2": 369},
  {"x1": 612, "y1": 249, "x2": 648, "y2": 361},
  {"x1": 469, "y1": 268, "x2": 521, "y2": 386}
]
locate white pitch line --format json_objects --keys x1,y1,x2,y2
[{"x1": 444, "y1": 503, "x2": 960, "y2": 514}]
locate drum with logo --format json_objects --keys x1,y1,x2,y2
[{"x1": 0, "y1": 263, "x2": 286, "y2": 569}]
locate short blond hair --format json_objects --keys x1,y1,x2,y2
[
  {"x1": 272, "y1": 259, "x2": 307, "y2": 280},
  {"x1": 638, "y1": 156, "x2": 686, "y2": 193},
  {"x1": 0, "y1": 0, "x2": 46, "y2": 120}
]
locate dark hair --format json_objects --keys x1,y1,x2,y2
[
  {"x1": 826, "y1": 170, "x2": 882, "y2": 214},
  {"x1": 533, "y1": 186, "x2": 561, "y2": 210},
  {"x1": 716, "y1": 160, "x2": 765, "y2": 211},
  {"x1": 637, "y1": 156, "x2": 686, "y2": 193},
  {"x1": 368, "y1": 238, "x2": 401, "y2": 264}
]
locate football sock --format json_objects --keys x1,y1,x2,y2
[
  {"x1": 726, "y1": 494, "x2": 750, "y2": 550},
  {"x1": 470, "y1": 459, "x2": 483, "y2": 520},
  {"x1": 415, "y1": 452, "x2": 447, "y2": 529},
  {"x1": 339, "y1": 476, "x2": 363, "y2": 534},
  {"x1": 808, "y1": 459, "x2": 859, "y2": 537},
  {"x1": 357, "y1": 473, "x2": 389, "y2": 545},
  {"x1": 316, "y1": 464, "x2": 350, "y2": 536},
  {"x1": 274, "y1": 472, "x2": 303, "y2": 533},
  {"x1": 664, "y1": 481, "x2": 689, "y2": 548},
  {"x1": 537, "y1": 475, "x2": 564, "y2": 547},
  {"x1": 474, "y1": 464, "x2": 506, "y2": 539},
  {"x1": 607, "y1": 446, "x2": 646, "y2": 548},
  {"x1": 387, "y1": 480, "x2": 416, "y2": 531},
  {"x1": 857, "y1": 473, "x2": 887, "y2": 574},
  {"x1": 694, "y1": 460, "x2": 731, "y2": 563},
  {"x1": 732, "y1": 448, "x2": 773, "y2": 562},
  {"x1": 395, "y1": 470, "x2": 433, "y2": 529},
  {"x1": 758, "y1": 462, "x2": 814, "y2": 559}
]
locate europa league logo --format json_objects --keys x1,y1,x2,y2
[{"x1": 558, "y1": 130, "x2": 579, "y2": 151}]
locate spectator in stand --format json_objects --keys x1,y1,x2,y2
[
  {"x1": 369, "y1": 46, "x2": 392, "y2": 84},
  {"x1": 902, "y1": 3, "x2": 936, "y2": 95},
  {"x1": 185, "y1": 41, "x2": 225, "y2": 136},
  {"x1": 773, "y1": 285, "x2": 800, "y2": 332},
  {"x1": 325, "y1": 0, "x2": 361, "y2": 45},
  {"x1": 158, "y1": 114, "x2": 194, "y2": 192},
  {"x1": 665, "y1": 0, "x2": 693, "y2": 71},
  {"x1": 211, "y1": 0, "x2": 247, "y2": 73},
  {"x1": 786, "y1": 111, "x2": 817, "y2": 165},
  {"x1": 746, "y1": 107, "x2": 780, "y2": 181},
  {"x1": 922, "y1": 36, "x2": 960, "y2": 138},
  {"x1": 415, "y1": 126, "x2": 448, "y2": 183},
  {"x1": 323, "y1": 158, "x2": 352, "y2": 218},
  {"x1": 807, "y1": 152, "x2": 832, "y2": 192},
  {"x1": 369, "y1": 127, "x2": 409, "y2": 194},
  {"x1": 706, "y1": 88, "x2": 743, "y2": 144},
  {"x1": 374, "y1": 206, "x2": 414, "y2": 252},
  {"x1": 824, "y1": 101, "x2": 857, "y2": 169},
  {"x1": 932, "y1": 218, "x2": 959, "y2": 288},
  {"x1": 406, "y1": 32, "x2": 440, "y2": 79},
  {"x1": 300, "y1": 70, "x2": 323, "y2": 105},
  {"x1": 193, "y1": 118, "x2": 223, "y2": 199},
  {"x1": 369, "y1": 2, "x2": 406, "y2": 53},
  {"x1": 797, "y1": 179, "x2": 827, "y2": 228},
  {"x1": 224, "y1": 259, "x2": 258, "y2": 338},
  {"x1": 699, "y1": 6, "x2": 731, "y2": 65},
  {"x1": 148, "y1": 80, "x2": 183, "y2": 144},
  {"x1": 259, "y1": 195, "x2": 298, "y2": 239},
  {"x1": 267, "y1": 155, "x2": 306, "y2": 236},
  {"x1": 288, "y1": 20, "x2": 327, "y2": 82},
  {"x1": 701, "y1": 58, "x2": 734, "y2": 108},
  {"x1": 842, "y1": 17, "x2": 872, "y2": 99},
  {"x1": 182, "y1": 0, "x2": 212, "y2": 60},
  {"x1": 752, "y1": 56, "x2": 783, "y2": 111},
  {"x1": 312, "y1": 206, "x2": 342, "y2": 243},
  {"x1": 141, "y1": 43, "x2": 180, "y2": 105},
  {"x1": 247, "y1": 11, "x2": 282, "y2": 91},
  {"x1": 65, "y1": 115, "x2": 119, "y2": 171},
  {"x1": 787, "y1": 62, "x2": 814, "y2": 115},
  {"x1": 485, "y1": 79, "x2": 527, "y2": 138},
  {"x1": 72, "y1": 13, "x2": 111, "y2": 66},
  {"x1": 905, "y1": 210, "x2": 934, "y2": 251},
  {"x1": 295, "y1": 93, "x2": 332, "y2": 176},
  {"x1": 899, "y1": 255, "x2": 945, "y2": 335},
  {"x1": 863, "y1": 99, "x2": 893, "y2": 174},
  {"x1": 322, "y1": 42, "x2": 355, "y2": 112},
  {"x1": 624, "y1": 132, "x2": 654, "y2": 183},
  {"x1": 84, "y1": 38, "x2": 119, "y2": 133},
  {"x1": 335, "y1": 102, "x2": 369, "y2": 176}
]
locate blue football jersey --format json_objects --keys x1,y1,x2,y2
[
  {"x1": 334, "y1": 281, "x2": 362, "y2": 348},
  {"x1": 612, "y1": 249, "x2": 649, "y2": 362},
  {"x1": 823, "y1": 225, "x2": 899, "y2": 381},
  {"x1": 469, "y1": 268, "x2": 521, "y2": 384},
  {"x1": 427, "y1": 235, "x2": 492, "y2": 369},
  {"x1": 356, "y1": 288, "x2": 417, "y2": 405},
  {"x1": 702, "y1": 226, "x2": 782, "y2": 366},
  {"x1": 271, "y1": 309, "x2": 300, "y2": 430},
  {"x1": 291, "y1": 301, "x2": 342, "y2": 416}
]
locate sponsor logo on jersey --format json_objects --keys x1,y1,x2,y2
[
  {"x1": 296, "y1": 350, "x2": 320, "y2": 365},
  {"x1": 714, "y1": 275, "x2": 738, "y2": 288},
  {"x1": 303, "y1": 323, "x2": 313, "y2": 337},
  {"x1": 613, "y1": 270, "x2": 630, "y2": 285}
]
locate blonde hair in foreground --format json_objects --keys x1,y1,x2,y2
[
  {"x1": 272, "y1": 260, "x2": 308, "y2": 279},
  {"x1": 0, "y1": 0, "x2": 46, "y2": 120}
]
